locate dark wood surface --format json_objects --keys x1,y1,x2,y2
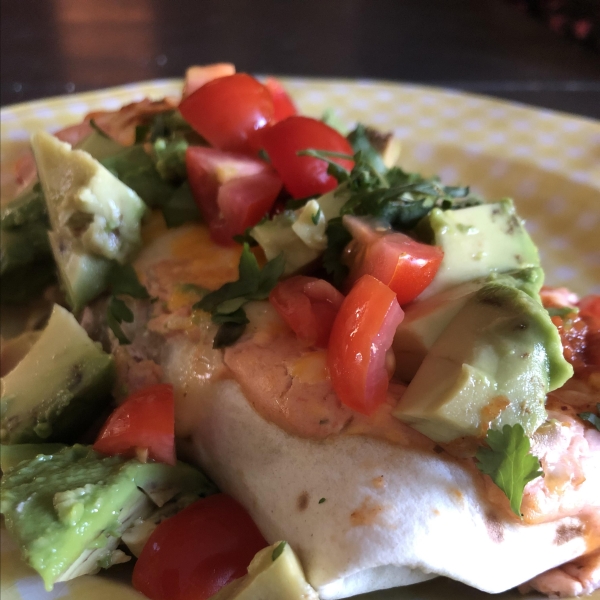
[{"x1": 2, "y1": 0, "x2": 599, "y2": 118}]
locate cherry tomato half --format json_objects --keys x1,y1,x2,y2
[
  {"x1": 270, "y1": 276, "x2": 344, "y2": 347},
  {"x1": 255, "y1": 116, "x2": 354, "y2": 199},
  {"x1": 328, "y1": 275, "x2": 404, "y2": 415},
  {"x1": 179, "y1": 73, "x2": 274, "y2": 153},
  {"x1": 186, "y1": 146, "x2": 282, "y2": 245},
  {"x1": 93, "y1": 383, "x2": 175, "y2": 465},
  {"x1": 132, "y1": 494, "x2": 268, "y2": 600},
  {"x1": 344, "y1": 216, "x2": 444, "y2": 305},
  {"x1": 264, "y1": 77, "x2": 297, "y2": 122}
]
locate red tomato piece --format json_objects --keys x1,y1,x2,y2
[
  {"x1": 580, "y1": 295, "x2": 600, "y2": 368},
  {"x1": 344, "y1": 216, "x2": 444, "y2": 305},
  {"x1": 264, "y1": 77, "x2": 297, "y2": 122},
  {"x1": 182, "y1": 63, "x2": 236, "y2": 98},
  {"x1": 179, "y1": 73, "x2": 274, "y2": 153},
  {"x1": 93, "y1": 383, "x2": 175, "y2": 465},
  {"x1": 328, "y1": 275, "x2": 404, "y2": 415},
  {"x1": 255, "y1": 116, "x2": 354, "y2": 199},
  {"x1": 270, "y1": 276, "x2": 344, "y2": 347},
  {"x1": 186, "y1": 146, "x2": 282, "y2": 245},
  {"x1": 132, "y1": 494, "x2": 268, "y2": 600}
]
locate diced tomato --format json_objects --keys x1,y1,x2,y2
[
  {"x1": 179, "y1": 73, "x2": 274, "y2": 153},
  {"x1": 270, "y1": 276, "x2": 344, "y2": 347},
  {"x1": 133, "y1": 494, "x2": 267, "y2": 600},
  {"x1": 182, "y1": 63, "x2": 236, "y2": 98},
  {"x1": 186, "y1": 146, "x2": 282, "y2": 245},
  {"x1": 93, "y1": 383, "x2": 175, "y2": 465},
  {"x1": 344, "y1": 216, "x2": 444, "y2": 305},
  {"x1": 255, "y1": 116, "x2": 354, "y2": 199},
  {"x1": 264, "y1": 77, "x2": 297, "y2": 122},
  {"x1": 328, "y1": 275, "x2": 404, "y2": 415}
]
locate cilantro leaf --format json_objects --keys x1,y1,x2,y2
[
  {"x1": 105, "y1": 263, "x2": 150, "y2": 344},
  {"x1": 108, "y1": 263, "x2": 150, "y2": 299},
  {"x1": 579, "y1": 404, "x2": 600, "y2": 431},
  {"x1": 322, "y1": 218, "x2": 352, "y2": 287},
  {"x1": 194, "y1": 244, "x2": 285, "y2": 348},
  {"x1": 89, "y1": 118, "x2": 110, "y2": 139},
  {"x1": 475, "y1": 424, "x2": 543, "y2": 517},
  {"x1": 271, "y1": 541, "x2": 287, "y2": 562}
]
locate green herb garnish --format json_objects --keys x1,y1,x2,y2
[
  {"x1": 89, "y1": 119, "x2": 110, "y2": 139},
  {"x1": 547, "y1": 306, "x2": 579, "y2": 318},
  {"x1": 194, "y1": 244, "x2": 285, "y2": 348},
  {"x1": 318, "y1": 497, "x2": 326, "y2": 504},
  {"x1": 311, "y1": 208, "x2": 323, "y2": 225},
  {"x1": 475, "y1": 423, "x2": 543, "y2": 517},
  {"x1": 271, "y1": 541, "x2": 287, "y2": 561},
  {"x1": 106, "y1": 263, "x2": 150, "y2": 344}
]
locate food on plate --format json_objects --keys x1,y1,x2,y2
[{"x1": 0, "y1": 65, "x2": 599, "y2": 600}]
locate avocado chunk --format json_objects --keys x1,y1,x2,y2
[
  {"x1": 251, "y1": 186, "x2": 349, "y2": 275},
  {"x1": 0, "y1": 443, "x2": 65, "y2": 472},
  {"x1": 0, "y1": 445, "x2": 216, "y2": 590},
  {"x1": 31, "y1": 131, "x2": 147, "y2": 310},
  {"x1": 393, "y1": 283, "x2": 573, "y2": 443},
  {"x1": 212, "y1": 541, "x2": 319, "y2": 600},
  {"x1": 418, "y1": 199, "x2": 540, "y2": 298},
  {"x1": 0, "y1": 304, "x2": 115, "y2": 444},
  {"x1": 393, "y1": 267, "x2": 545, "y2": 383}
]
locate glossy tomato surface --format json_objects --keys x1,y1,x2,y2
[
  {"x1": 256, "y1": 116, "x2": 354, "y2": 198},
  {"x1": 186, "y1": 146, "x2": 282, "y2": 244},
  {"x1": 264, "y1": 77, "x2": 297, "y2": 122},
  {"x1": 344, "y1": 216, "x2": 444, "y2": 305},
  {"x1": 270, "y1": 276, "x2": 344, "y2": 347},
  {"x1": 179, "y1": 73, "x2": 274, "y2": 153},
  {"x1": 328, "y1": 275, "x2": 404, "y2": 414},
  {"x1": 132, "y1": 494, "x2": 268, "y2": 600},
  {"x1": 93, "y1": 383, "x2": 175, "y2": 465}
]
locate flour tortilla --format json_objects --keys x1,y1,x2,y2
[{"x1": 175, "y1": 378, "x2": 589, "y2": 600}]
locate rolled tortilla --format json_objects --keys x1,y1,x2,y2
[{"x1": 172, "y1": 376, "x2": 592, "y2": 599}]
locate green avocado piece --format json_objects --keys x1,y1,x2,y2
[
  {"x1": 0, "y1": 443, "x2": 65, "y2": 472},
  {"x1": 417, "y1": 199, "x2": 540, "y2": 298},
  {"x1": 0, "y1": 445, "x2": 216, "y2": 590},
  {"x1": 393, "y1": 267, "x2": 545, "y2": 383},
  {"x1": 0, "y1": 304, "x2": 115, "y2": 444},
  {"x1": 393, "y1": 282, "x2": 573, "y2": 443},
  {"x1": 212, "y1": 541, "x2": 318, "y2": 600}
]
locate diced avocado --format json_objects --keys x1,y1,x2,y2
[
  {"x1": 47, "y1": 231, "x2": 112, "y2": 312},
  {"x1": 393, "y1": 283, "x2": 573, "y2": 443},
  {"x1": 212, "y1": 541, "x2": 319, "y2": 600},
  {"x1": 417, "y1": 199, "x2": 540, "y2": 298},
  {"x1": 0, "y1": 443, "x2": 65, "y2": 472},
  {"x1": 0, "y1": 445, "x2": 215, "y2": 590},
  {"x1": 393, "y1": 267, "x2": 545, "y2": 382},
  {"x1": 75, "y1": 130, "x2": 123, "y2": 160},
  {"x1": 0, "y1": 304, "x2": 115, "y2": 444},
  {"x1": 251, "y1": 186, "x2": 349, "y2": 275},
  {"x1": 31, "y1": 131, "x2": 147, "y2": 264}
]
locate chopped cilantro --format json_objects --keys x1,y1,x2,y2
[
  {"x1": 194, "y1": 244, "x2": 285, "y2": 348},
  {"x1": 579, "y1": 404, "x2": 600, "y2": 431},
  {"x1": 318, "y1": 497, "x2": 326, "y2": 504},
  {"x1": 475, "y1": 423, "x2": 543, "y2": 518},
  {"x1": 271, "y1": 541, "x2": 287, "y2": 561},
  {"x1": 105, "y1": 263, "x2": 150, "y2": 344},
  {"x1": 311, "y1": 207, "x2": 323, "y2": 225}
]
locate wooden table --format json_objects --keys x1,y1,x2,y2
[{"x1": 2, "y1": 0, "x2": 599, "y2": 118}]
